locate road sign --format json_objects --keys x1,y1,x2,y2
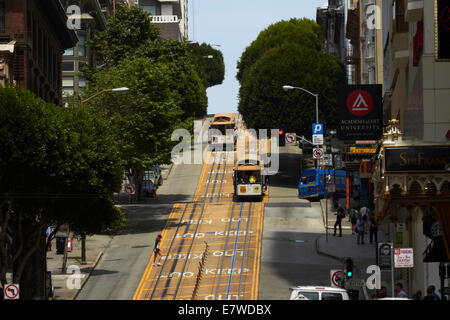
[
  {"x1": 394, "y1": 248, "x2": 414, "y2": 268},
  {"x1": 285, "y1": 133, "x2": 296, "y2": 144},
  {"x1": 125, "y1": 183, "x2": 136, "y2": 195},
  {"x1": 330, "y1": 270, "x2": 343, "y2": 288},
  {"x1": 312, "y1": 134, "x2": 323, "y2": 145},
  {"x1": 312, "y1": 148, "x2": 324, "y2": 159},
  {"x1": 323, "y1": 154, "x2": 333, "y2": 166},
  {"x1": 312, "y1": 123, "x2": 324, "y2": 135},
  {"x1": 4, "y1": 284, "x2": 19, "y2": 300}
]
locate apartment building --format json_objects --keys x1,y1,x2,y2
[
  {"x1": 0, "y1": 0, "x2": 77, "y2": 105},
  {"x1": 138, "y1": 0, "x2": 188, "y2": 41},
  {"x1": 60, "y1": 0, "x2": 110, "y2": 98}
]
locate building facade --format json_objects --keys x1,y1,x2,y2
[
  {"x1": 138, "y1": 0, "x2": 188, "y2": 41},
  {"x1": 0, "y1": 0, "x2": 77, "y2": 105},
  {"x1": 371, "y1": 0, "x2": 450, "y2": 298},
  {"x1": 60, "y1": 0, "x2": 109, "y2": 98}
]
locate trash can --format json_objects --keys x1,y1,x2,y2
[{"x1": 55, "y1": 236, "x2": 67, "y2": 254}]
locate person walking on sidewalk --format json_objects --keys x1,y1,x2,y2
[
  {"x1": 369, "y1": 213, "x2": 378, "y2": 244},
  {"x1": 356, "y1": 213, "x2": 365, "y2": 245},
  {"x1": 360, "y1": 205, "x2": 369, "y2": 234},
  {"x1": 153, "y1": 234, "x2": 163, "y2": 266},
  {"x1": 333, "y1": 207, "x2": 345, "y2": 237}
]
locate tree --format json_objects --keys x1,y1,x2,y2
[
  {"x1": 87, "y1": 6, "x2": 160, "y2": 67},
  {"x1": 237, "y1": 19, "x2": 345, "y2": 137},
  {"x1": 0, "y1": 86, "x2": 124, "y2": 299},
  {"x1": 84, "y1": 56, "x2": 185, "y2": 198},
  {"x1": 187, "y1": 42, "x2": 225, "y2": 88},
  {"x1": 85, "y1": 7, "x2": 209, "y2": 120}
]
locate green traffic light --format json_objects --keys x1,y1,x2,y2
[{"x1": 347, "y1": 271, "x2": 352, "y2": 277}]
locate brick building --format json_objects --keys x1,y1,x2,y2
[{"x1": 0, "y1": 0, "x2": 77, "y2": 105}]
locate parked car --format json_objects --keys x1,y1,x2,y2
[
  {"x1": 149, "y1": 165, "x2": 162, "y2": 186},
  {"x1": 289, "y1": 286, "x2": 350, "y2": 300},
  {"x1": 142, "y1": 178, "x2": 156, "y2": 198}
]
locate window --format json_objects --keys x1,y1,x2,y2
[
  {"x1": 62, "y1": 76, "x2": 74, "y2": 87},
  {"x1": 295, "y1": 292, "x2": 319, "y2": 300},
  {"x1": 308, "y1": 176, "x2": 315, "y2": 184},
  {"x1": 0, "y1": 1, "x2": 5, "y2": 34},
  {"x1": 62, "y1": 61, "x2": 74, "y2": 71},
  {"x1": 64, "y1": 48, "x2": 74, "y2": 56},
  {"x1": 78, "y1": 61, "x2": 86, "y2": 72},
  {"x1": 142, "y1": 5, "x2": 157, "y2": 16},
  {"x1": 78, "y1": 77, "x2": 86, "y2": 88},
  {"x1": 321, "y1": 292, "x2": 343, "y2": 300},
  {"x1": 77, "y1": 34, "x2": 86, "y2": 57}
]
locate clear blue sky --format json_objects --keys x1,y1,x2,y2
[{"x1": 188, "y1": 0, "x2": 328, "y2": 115}]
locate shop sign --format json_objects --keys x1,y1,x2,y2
[
  {"x1": 350, "y1": 147, "x2": 377, "y2": 154},
  {"x1": 337, "y1": 85, "x2": 383, "y2": 141},
  {"x1": 385, "y1": 146, "x2": 450, "y2": 172}
]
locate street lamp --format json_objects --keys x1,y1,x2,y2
[
  {"x1": 80, "y1": 87, "x2": 129, "y2": 106},
  {"x1": 282, "y1": 85, "x2": 319, "y2": 124},
  {"x1": 283, "y1": 84, "x2": 320, "y2": 168}
]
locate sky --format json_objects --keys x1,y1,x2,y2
[{"x1": 188, "y1": 0, "x2": 328, "y2": 115}]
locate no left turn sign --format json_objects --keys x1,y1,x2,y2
[
  {"x1": 313, "y1": 148, "x2": 324, "y2": 159},
  {"x1": 4, "y1": 284, "x2": 20, "y2": 300},
  {"x1": 330, "y1": 270, "x2": 343, "y2": 288},
  {"x1": 285, "y1": 133, "x2": 296, "y2": 144},
  {"x1": 125, "y1": 183, "x2": 136, "y2": 195}
]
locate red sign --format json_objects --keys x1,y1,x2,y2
[{"x1": 346, "y1": 90, "x2": 373, "y2": 117}]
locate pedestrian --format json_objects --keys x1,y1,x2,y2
[
  {"x1": 333, "y1": 207, "x2": 345, "y2": 237},
  {"x1": 153, "y1": 234, "x2": 163, "y2": 266},
  {"x1": 356, "y1": 213, "x2": 365, "y2": 245},
  {"x1": 46, "y1": 227, "x2": 53, "y2": 251},
  {"x1": 349, "y1": 208, "x2": 358, "y2": 235},
  {"x1": 424, "y1": 286, "x2": 436, "y2": 300},
  {"x1": 374, "y1": 286, "x2": 388, "y2": 299},
  {"x1": 360, "y1": 205, "x2": 369, "y2": 234},
  {"x1": 369, "y1": 214, "x2": 378, "y2": 244},
  {"x1": 394, "y1": 283, "x2": 408, "y2": 298},
  {"x1": 428, "y1": 285, "x2": 441, "y2": 300},
  {"x1": 412, "y1": 290, "x2": 422, "y2": 300}
]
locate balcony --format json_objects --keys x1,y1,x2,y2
[
  {"x1": 405, "y1": 0, "x2": 423, "y2": 23},
  {"x1": 150, "y1": 15, "x2": 179, "y2": 23}
]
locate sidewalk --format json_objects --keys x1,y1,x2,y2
[
  {"x1": 46, "y1": 234, "x2": 113, "y2": 300},
  {"x1": 316, "y1": 198, "x2": 392, "y2": 299},
  {"x1": 47, "y1": 163, "x2": 176, "y2": 299}
]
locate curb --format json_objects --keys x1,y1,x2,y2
[
  {"x1": 315, "y1": 237, "x2": 342, "y2": 262},
  {"x1": 71, "y1": 250, "x2": 104, "y2": 300}
]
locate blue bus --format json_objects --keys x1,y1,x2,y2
[{"x1": 298, "y1": 168, "x2": 347, "y2": 199}]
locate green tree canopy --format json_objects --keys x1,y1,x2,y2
[
  {"x1": 237, "y1": 18, "x2": 345, "y2": 137},
  {"x1": 0, "y1": 85, "x2": 124, "y2": 293},
  {"x1": 87, "y1": 6, "x2": 160, "y2": 67},
  {"x1": 187, "y1": 42, "x2": 225, "y2": 88}
]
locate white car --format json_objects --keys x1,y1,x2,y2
[{"x1": 289, "y1": 286, "x2": 350, "y2": 300}]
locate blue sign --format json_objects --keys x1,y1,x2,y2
[{"x1": 312, "y1": 123, "x2": 324, "y2": 135}]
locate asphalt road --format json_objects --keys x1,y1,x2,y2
[
  {"x1": 258, "y1": 143, "x2": 341, "y2": 299},
  {"x1": 77, "y1": 133, "x2": 341, "y2": 300}
]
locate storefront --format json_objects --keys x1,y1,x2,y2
[{"x1": 372, "y1": 120, "x2": 450, "y2": 296}]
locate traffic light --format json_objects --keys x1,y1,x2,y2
[
  {"x1": 278, "y1": 129, "x2": 285, "y2": 146},
  {"x1": 344, "y1": 258, "x2": 353, "y2": 279}
]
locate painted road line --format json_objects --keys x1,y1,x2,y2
[{"x1": 133, "y1": 203, "x2": 184, "y2": 300}]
